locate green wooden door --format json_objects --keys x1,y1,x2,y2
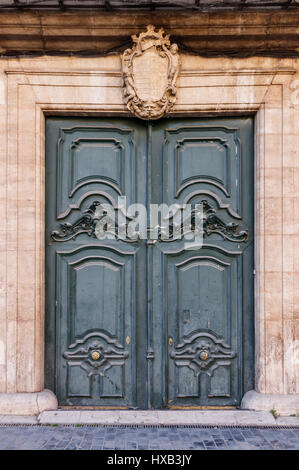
[
  {"x1": 45, "y1": 117, "x2": 254, "y2": 408},
  {"x1": 151, "y1": 119, "x2": 254, "y2": 408}
]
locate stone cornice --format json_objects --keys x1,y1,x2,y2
[
  {"x1": 0, "y1": 10, "x2": 298, "y2": 57},
  {"x1": 0, "y1": 0, "x2": 298, "y2": 10}
]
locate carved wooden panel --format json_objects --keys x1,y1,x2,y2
[
  {"x1": 56, "y1": 125, "x2": 136, "y2": 219},
  {"x1": 162, "y1": 125, "x2": 243, "y2": 217},
  {"x1": 165, "y1": 248, "x2": 240, "y2": 406},
  {"x1": 151, "y1": 118, "x2": 254, "y2": 408},
  {"x1": 46, "y1": 117, "x2": 254, "y2": 408},
  {"x1": 45, "y1": 118, "x2": 147, "y2": 407}
]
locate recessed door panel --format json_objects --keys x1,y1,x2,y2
[
  {"x1": 55, "y1": 246, "x2": 135, "y2": 406},
  {"x1": 165, "y1": 248, "x2": 240, "y2": 406},
  {"x1": 162, "y1": 125, "x2": 243, "y2": 216},
  {"x1": 55, "y1": 125, "x2": 136, "y2": 219}
]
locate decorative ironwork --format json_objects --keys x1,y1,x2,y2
[
  {"x1": 200, "y1": 199, "x2": 249, "y2": 243},
  {"x1": 159, "y1": 199, "x2": 249, "y2": 243},
  {"x1": 170, "y1": 331, "x2": 236, "y2": 376},
  {"x1": 63, "y1": 332, "x2": 129, "y2": 375},
  {"x1": 51, "y1": 201, "x2": 102, "y2": 242},
  {"x1": 122, "y1": 25, "x2": 179, "y2": 120},
  {"x1": 50, "y1": 200, "x2": 140, "y2": 243},
  {"x1": 51, "y1": 199, "x2": 248, "y2": 243}
]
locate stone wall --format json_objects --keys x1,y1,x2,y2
[{"x1": 0, "y1": 52, "x2": 298, "y2": 413}]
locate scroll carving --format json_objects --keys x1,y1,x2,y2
[
  {"x1": 122, "y1": 25, "x2": 180, "y2": 120},
  {"x1": 170, "y1": 331, "x2": 236, "y2": 376},
  {"x1": 63, "y1": 332, "x2": 129, "y2": 375}
]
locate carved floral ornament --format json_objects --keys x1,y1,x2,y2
[{"x1": 122, "y1": 25, "x2": 180, "y2": 120}]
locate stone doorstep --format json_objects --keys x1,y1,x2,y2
[
  {"x1": 37, "y1": 410, "x2": 276, "y2": 426},
  {"x1": 0, "y1": 410, "x2": 298, "y2": 426}
]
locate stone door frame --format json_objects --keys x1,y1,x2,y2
[{"x1": 1, "y1": 62, "x2": 298, "y2": 414}]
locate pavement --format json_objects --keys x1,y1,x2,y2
[
  {"x1": 0, "y1": 424, "x2": 298, "y2": 450},
  {"x1": 0, "y1": 411, "x2": 298, "y2": 450}
]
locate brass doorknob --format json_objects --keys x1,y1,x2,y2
[
  {"x1": 168, "y1": 337, "x2": 174, "y2": 347},
  {"x1": 199, "y1": 351, "x2": 209, "y2": 361},
  {"x1": 91, "y1": 350, "x2": 101, "y2": 360}
]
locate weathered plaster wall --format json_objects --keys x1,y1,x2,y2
[{"x1": 0, "y1": 54, "x2": 298, "y2": 409}]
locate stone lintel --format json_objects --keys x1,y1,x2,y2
[{"x1": 0, "y1": 10, "x2": 298, "y2": 57}]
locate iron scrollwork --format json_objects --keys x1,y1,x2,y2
[
  {"x1": 200, "y1": 200, "x2": 249, "y2": 243},
  {"x1": 50, "y1": 199, "x2": 249, "y2": 243},
  {"x1": 50, "y1": 200, "x2": 139, "y2": 243},
  {"x1": 159, "y1": 199, "x2": 249, "y2": 243},
  {"x1": 51, "y1": 201, "x2": 101, "y2": 242}
]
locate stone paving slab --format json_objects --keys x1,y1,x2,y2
[
  {"x1": 38, "y1": 410, "x2": 278, "y2": 426},
  {"x1": 1, "y1": 410, "x2": 298, "y2": 427},
  {"x1": 0, "y1": 425, "x2": 299, "y2": 450},
  {"x1": 0, "y1": 415, "x2": 38, "y2": 425},
  {"x1": 276, "y1": 416, "x2": 299, "y2": 426}
]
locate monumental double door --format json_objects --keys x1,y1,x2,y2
[{"x1": 45, "y1": 117, "x2": 254, "y2": 409}]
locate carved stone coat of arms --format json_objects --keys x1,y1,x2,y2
[{"x1": 122, "y1": 25, "x2": 180, "y2": 120}]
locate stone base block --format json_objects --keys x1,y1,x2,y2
[
  {"x1": 0, "y1": 389, "x2": 58, "y2": 416},
  {"x1": 241, "y1": 390, "x2": 299, "y2": 416}
]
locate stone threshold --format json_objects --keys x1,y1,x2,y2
[{"x1": 0, "y1": 411, "x2": 298, "y2": 427}]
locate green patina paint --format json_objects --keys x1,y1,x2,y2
[{"x1": 45, "y1": 117, "x2": 254, "y2": 408}]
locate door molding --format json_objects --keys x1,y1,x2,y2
[{"x1": 1, "y1": 60, "x2": 297, "y2": 414}]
